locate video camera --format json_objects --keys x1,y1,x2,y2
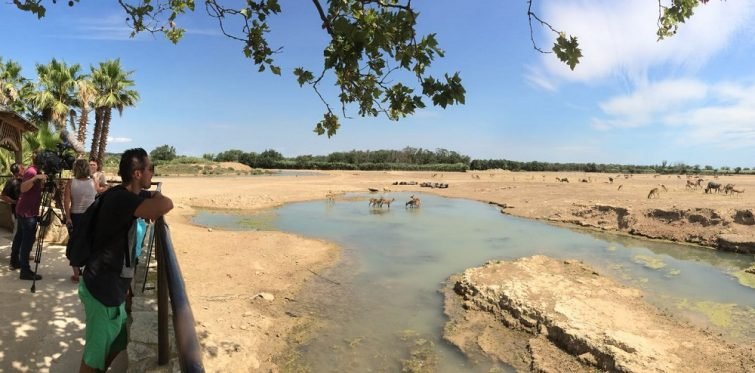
[{"x1": 35, "y1": 140, "x2": 76, "y2": 177}]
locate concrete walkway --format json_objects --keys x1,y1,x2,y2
[{"x1": 0, "y1": 229, "x2": 126, "y2": 372}]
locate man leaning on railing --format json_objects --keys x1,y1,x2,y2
[{"x1": 79, "y1": 148, "x2": 173, "y2": 373}]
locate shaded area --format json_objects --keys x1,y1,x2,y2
[{"x1": 0, "y1": 230, "x2": 126, "y2": 372}]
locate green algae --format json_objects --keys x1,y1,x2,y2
[
  {"x1": 731, "y1": 270, "x2": 755, "y2": 289},
  {"x1": 632, "y1": 255, "x2": 667, "y2": 270},
  {"x1": 677, "y1": 299, "x2": 736, "y2": 328},
  {"x1": 665, "y1": 268, "x2": 681, "y2": 278}
]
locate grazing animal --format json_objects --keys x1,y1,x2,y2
[
  {"x1": 729, "y1": 188, "x2": 745, "y2": 196},
  {"x1": 369, "y1": 197, "x2": 380, "y2": 207},
  {"x1": 705, "y1": 181, "x2": 722, "y2": 194},
  {"x1": 555, "y1": 177, "x2": 562, "y2": 182},
  {"x1": 659, "y1": 184, "x2": 668, "y2": 192},
  {"x1": 648, "y1": 188, "x2": 660, "y2": 199},
  {"x1": 406, "y1": 195, "x2": 421, "y2": 208},
  {"x1": 580, "y1": 178, "x2": 589, "y2": 183},
  {"x1": 617, "y1": 184, "x2": 623, "y2": 191},
  {"x1": 608, "y1": 177, "x2": 614, "y2": 184},
  {"x1": 560, "y1": 177, "x2": 569, "y2": 183},
  {"x1": 377, "y1": 198, "x2": 395, "y2": 208},
  {"x1": 383, "y1": 187, "x2": 391, "y2": 192},
  {"x1": 723, "y1": 184, "x2": 735, "y2": 194},
  {"x1": 685, "y1": 180, "x2": 697, "y2": 190},
  {"x1": 677, "y1": 175, "x2": 682, "y2": 179}
]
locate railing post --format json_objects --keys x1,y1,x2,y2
[{"x1": 156, "y1": 219, "x2": 170, "y2": 365}]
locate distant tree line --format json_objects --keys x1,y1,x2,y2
[
  {"x1": 149, "y1": 144, "x2": 752, "y2": 174},
  {"x1": 469, "y1": 159, "x2": 750, "y2": 175},
  {"x1": 205, "y1": 147, "x2": 470, "y2": 171}
]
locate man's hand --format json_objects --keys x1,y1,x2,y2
[{"x1": 35, "y1": 174, "x2": 48, "y2": 182}]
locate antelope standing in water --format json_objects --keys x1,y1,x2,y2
[
  {"x1": 406, "y1": 195, "x2": 421, "y2": 208},
  {"x1": 377, "y1": 197, "x2": 395, "y2": 208}
]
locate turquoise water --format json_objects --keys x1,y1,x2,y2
[{"x1": 193, "y1": 192, "x2": 755, "y2": 372}]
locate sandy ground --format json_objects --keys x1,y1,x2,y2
[
  {"x1": 1, "y1": 170, "x2": 754, "y2": 371},
  {"x1": 159, "y1": 170, "x2": 755, "y2": 371}
]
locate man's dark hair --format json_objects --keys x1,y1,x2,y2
[
  {"x1": 118, "y1": 148, "x2": 149, "y2": 183},
  {"x1": 88, "y1": 158, "x2": 101, "y2": 171},
  {"x1": 10, "y1": 163, "x2": 20, "y2": 176}
]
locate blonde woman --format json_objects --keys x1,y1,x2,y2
[{"x1": 64, "y1": 159, "x2": 97, "y2": 282}]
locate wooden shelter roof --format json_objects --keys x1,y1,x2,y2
[{"x1": 0, "y1": 110, "x2": 38, "y2": 154}]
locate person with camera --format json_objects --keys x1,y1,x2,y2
[
  {"x1": 2, "y1": 163, "x2": 24, "y2": 268},
  {"x1": 79, "y1": 148, "x2": 172, "y2": 372},
  {"x1": 64, "y1": 159, "x2": 97, "y2": 283},
  {"x1": 12, "y1": 155, "x2": 47, "y2": 280}
]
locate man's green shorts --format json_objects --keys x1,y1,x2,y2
[{"x1": 79, "y1": 280, "x2": 128, "y2": 370}]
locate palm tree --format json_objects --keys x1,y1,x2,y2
[
  {"x1": 33, "y1": 59, "x2": 81, "y2": 131},
  {"x1": 0, "y1": 57, "x2": 34, "y2": 114},
  {"x1": 90, "y1": 59, "x2": 139, "y2": 162},
  {"x1": 75, "y1": 77, "x2": 96, "y2": 145}
]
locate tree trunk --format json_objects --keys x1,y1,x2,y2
[
  {"x1": 77, "y1": 106, "x2": 89, "y2": 146},
  {"x1": 97, "y1": 108, "x2": 112, "y2": 164},
  {"x1": 90, "y1": 107, "x2": 103, "y2": 161},
  {"x1": 69, "y1": 110, "x2": 77, "y2": 133}
]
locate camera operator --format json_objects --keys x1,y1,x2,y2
[
  {"x1": 79, "y1": 148, "x2": 173, "y2": 372},
  {"x1": 13, "y1": 155, "x2": 47, "y2": 280}
]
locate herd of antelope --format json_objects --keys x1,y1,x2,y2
[{"x1": 550, "y1": 173, "x2": 746, "y2": 200}]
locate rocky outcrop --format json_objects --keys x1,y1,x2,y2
[
  {"x1": 717, "y1": 234, "x2": 755, "y2": 254},
  {"x1": 444, "y1": 256, "x2": 755, "y2": 372},
  {"x1": 733, "y1": 209, "x2": 755, "y2": 225},
  {"x1": 550, "y1": 204, "x2": 753, "y2": 251}
]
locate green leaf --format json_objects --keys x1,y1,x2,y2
[
  {"x1": 270, "y1": 65, "x2": 281, "y2": 75},
  {"x1": 313, "y1": 112, "x2": 340, "y2": 138},
  {"x1": 552, "y1": 33, "x2": 582, "y2": 70}
]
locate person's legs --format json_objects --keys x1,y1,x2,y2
[
  {"x1": 9, "y1": 214, "x2": 22, "y2": 269},
  {"x1": 69, "y1": 213, "x2": 82, "y2": 282},
  {"x1": 79, "y1": 281, "x2": 128, "y2": 371},
  {"x1": 18, "y1": 216, "x2": 40, "y2": 280}
]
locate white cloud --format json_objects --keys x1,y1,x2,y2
[
  {"x1": 597, "y1": 79, "x2": 707, "y2": 128},
  {"x1": 524, "y1": 65, "x2": 557, "y2": 92},
  {"x1": 595, "y1": 79, "x2": 755, "y2": 148},
  {"x1": 50, "y1": 15, "x2": 220, "y2": 41},
  {"x1": 107, "y1": 136, "x2": 132, "y2": 144},
  {"x1": 532, "y1": 1, "x2": 755, "y2": 84}
]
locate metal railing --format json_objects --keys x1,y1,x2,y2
[
  {"x1": 154, "y1": 217, "x2": 204, "y2": 371},
  {"x1": 142, "y1": 181, "x2": 204, "y2": 372}
]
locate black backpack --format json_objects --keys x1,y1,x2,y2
[{"x1": 66, "y1": 189, "x2": 110, "y2": 267}]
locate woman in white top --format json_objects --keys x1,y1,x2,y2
[{"x1": 64, "y1": 159, "x2": 97, "y2": 282}]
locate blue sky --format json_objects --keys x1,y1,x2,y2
[{"x1": 2, "y1": 1, "x2": 755, "y2": 167}]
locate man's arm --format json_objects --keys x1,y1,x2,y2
[
  {"x1": 134, "y1": 192, "x2": 174, "y2": 221},
  {"x1": 20, "y1": 174, "x2": 46, "y2": 193}
]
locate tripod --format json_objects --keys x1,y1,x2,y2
[{"x1": 30, "y1": 177, "x2": 63, "y2": 293}]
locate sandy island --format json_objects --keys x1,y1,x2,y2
[{"x1": 162, "y1": 169, "x2": 755, "y2": 371}]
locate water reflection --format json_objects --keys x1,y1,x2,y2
[{"x1": 193, "y1": 192, "x2": 755, "y2": 371}]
